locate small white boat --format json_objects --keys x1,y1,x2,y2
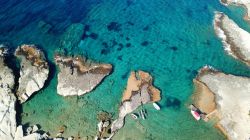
[
  {"x1": 140, "y1": 110, "x2": 146, "y2": 120},
  {"x1": 153, "y1": 103, "x2": 160, "y2": 110},
  {"x1": 130, "y1": 113, "x2": 138, "y2": 119}
]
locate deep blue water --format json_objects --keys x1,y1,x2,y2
[{"x1": 1, "y1": 0, "x2": 250, "y2": 139}]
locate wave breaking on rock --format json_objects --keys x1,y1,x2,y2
[{"x1": 214, "y1": 11, "x2": 250, "y2": 66}]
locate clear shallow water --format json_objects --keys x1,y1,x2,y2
[{"x1": 1, "y1": 0, "x2": 250, "y2": 139}]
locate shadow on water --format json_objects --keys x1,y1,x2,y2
[
  {"x1": 38, "y1": 45, "x2": 57, "y2": 89},
  {"x1": 165, "y1": 96, "x2": 181, "y2": 110}
]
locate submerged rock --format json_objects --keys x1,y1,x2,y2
[
  {"x1": 192, "y1": 66, "x2": 250, "y2": 140},
  {"x1": 60, "y1": 23, "x2": 84, "y2": 54},
  {"x1": 55, "y1": 54, "x2": 112, "y2": 96},
  {"x1": 37, "y1": 20, "x2": 53, "y2": 33},
  {"x1": 111, "y1": 71, "x2": 161, "y2": 134},
  {"x1": 0, "y1": 46, "x2": 16, "y2": 140},
  {"x1": 15, "y1": 44, "x2": 49, "y2": 103},
  {"x1": 214, "y1": 12, "x2": 250, "y2": 66}
]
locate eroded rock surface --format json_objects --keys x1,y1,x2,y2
[
  {"x1": 111, "y1": 71, "x2": 161, "y2": 135},
  {"x1": 15, "y1": 45, "x2": 49, "y2": 103},
  {"x1": 214, "y1": 12, "x2": 250, "y2": 66},
  {"x1": 0, "y1": 46, "x2": 16, "y2": 140},
  {"x1": 192, "y1": 66, "x2": 250, "y2": 140},
  {"x1": 220, "y1": 0, "x2": 250, "y2": 21},
  {"x1": 55, "y1": 54, "x2": 112, "y2": 96}
]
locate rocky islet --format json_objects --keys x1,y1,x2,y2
[
  {"x1": 55, "y1": 54, "x2": 113, "y2": 96},
  {"x1": 214, "y1": 11, "x2": 250, "y2": 66},
  {"x1": 15, "y1": 45, "x2": 49, "y2": 103}
]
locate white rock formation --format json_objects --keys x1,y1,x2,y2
[
  {"x1": 214, "y1": 12, "x2": 250, "y2": 66},
  {"x1": 15, "y1": 45, "x2": 49, "y2": 103},
  {"x1": 0, "y1": 47, "x2": 17, "y2": 140},
  {"x1": 195, "y1": 66, "x2": 250, "y2": 140},
  {"x1": 220, "y1": 0, "x2": 250, "y2": 20},
  {"x1": 0, "y1": 46, "x2": 68, "y2": 140},
  {"x1": 14, "y1": 125, "x2": 43, "y2": 140},
  {"x1": 55, "y1": 54, "x2": 112, "y2": 96}
]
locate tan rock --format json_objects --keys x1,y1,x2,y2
[{"x1": 192, "y1": 66, "x2": 250, "y2": 140}]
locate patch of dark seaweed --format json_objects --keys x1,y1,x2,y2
[
  {"x1": 141, "y1": 41, "x2": 151, "y2": 46},
  {"x1": 143, "y1": 25, "x2": 149, "y2": 31},
  {"x1": 89, "y1": 33, "x2": 98, "y2": 40},
  {"x1": 126, "y1": 43, "x2": 131, "y2": 48},
  {"x1": 170, "y1": 46, "x2": 178, "y2": 51},
  {"x1": 107, "y1": 22, "x2": 122, "y2": 32},
  {"x1": 117, "y1": 55, "x2": 123, "y2": 61}
]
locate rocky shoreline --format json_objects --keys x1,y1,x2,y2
[
  {"x1": 220, "y1": 0, "x2": 250, "y2": 21},
  {"x1": 214, "y1": 11, "x2": 250, "y2": 66},
  {"x1": 0, "y1": 47, "x2": 17, "y2": 140},
  {"x1": 192, "y1": 66, "x2": 250, "y2": 140},
  {"x1": 0, "y1": 46, "x2": 50, "y2": 140},
  {"x1": 0, "y1": 45, "x2": 78, "y2": 140},
  {"x1": 55, "y1": 54, "x2": 112, "y2": 96},
  {"x1": 0, "y1": 43, "x2": 115, "y2": 140}
]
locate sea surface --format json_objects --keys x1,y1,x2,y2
[{"x1": 1, "y1": 0, "x2": 250, "y2": 139}]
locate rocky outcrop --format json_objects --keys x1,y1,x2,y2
[
  {"x1": 15, "y1": 45, "x2": 49, "y2": 103},
  {"x1": 214, "y1": 12, "x2": 250, "y2": 66},
  {"x1": 192, "y1": 66, "x2": 250, "y2": 140},
  {"x1": 0, "y1": 45, "x2": 75, "y2": 140},
  {"x1": 95, "y1": 112, "x2": 113, "y2": 140},
  {"x1": 220, "y1": 0, "x2": 250, "y2": 21},
  {"x1": 55, "y1": 54, "x2": 112, "y2": 96},
  {"x1": 111, "y1": 71, "x2": 161, "y2": 134},
  {"x1": 14, "y1": 125, "x2": 48, "y2": 140},
  {"x1": 0, "y1": 46, "x2": 17, "y2": 140}
]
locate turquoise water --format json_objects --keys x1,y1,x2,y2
[{"x1": 1, "y1": 0, "x2": 250, "y2": 139}]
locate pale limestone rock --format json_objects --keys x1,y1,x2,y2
[
  {"x1": 15, "y1": 45, "x2": 49, "y2": 103},
  {"x1": 55, "y1": 55, "x2": 112, "y2": 96},
  {"x1": 0, "y1": 47, "x2": 16, "y2": 140},
  {"x1": 195, "y1": 66, "x2": 250, "y2": 140},
  {"x1": 14, "y1": 125, "x2": 43, "y2": 140},
  {"x1": 214, "y1": 11, "x2": 250, "y2": 66},
  {"x1": 220, "y1": 0, "x2": 250, "y2": 20}
]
